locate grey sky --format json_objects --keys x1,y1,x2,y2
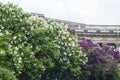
[{"x1": 1, "y1": 0, "x2": 120, "y2": 24}]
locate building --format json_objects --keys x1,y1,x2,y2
[{"x1": 31, "y1": 13, "x2": 120, "y2": 51}]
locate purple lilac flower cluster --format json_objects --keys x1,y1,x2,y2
[
  {"x1": 78, "y1": 38, "x2": 120, "y2": 63},
  {"x1": 78, "y1": 38, "x2": 120, "y2": 80},
  {"x1": 106, "y1": 46, "x2": 120, "y2": 63}
]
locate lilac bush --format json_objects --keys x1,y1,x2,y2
[
  {"x1": 78, "y1": 38, "x2": 120, "y2": 80},
  {"x1": 78, "y1": 38, "x2": 120, "y2": 63},
  {"x1": 106, "y1": 47, "x2": 120, "y2": 63}
]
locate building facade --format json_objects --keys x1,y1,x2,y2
[{"x1": 31, "y1": 13, "x2": 120, "y2": 51}]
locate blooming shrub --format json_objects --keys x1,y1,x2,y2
[
  {"x1": 78, "y1": 38, "x2": 120, "y2": 80},
  {"x1": 27, "y1": 20, "x2": 87, "y2": 80},
  {"x1": 0, "y1": 2, "x2": 31, "y2": 76},
  {"x1": 0, "y1": 2, "x2": 86, "y2": 80}
]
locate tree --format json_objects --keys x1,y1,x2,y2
[
  {"x1": 0, "y1": 2, "x2": 86, "y2": 80},
  {"x1": 32, "y1": 21, "x2": 86, "y2": 80}
]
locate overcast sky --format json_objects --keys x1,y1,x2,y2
[{"x1": 1, "y1": 0, "x2": 120, "y2": 25}]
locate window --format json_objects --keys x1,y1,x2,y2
[
  {"x1": 96, "y1": 29, "x2": 100, "y2": 33},
  {"x1": 84, "y1": 29, "x2": 88, "y2": 32},
  {"x1": 98, "y1": 43, "x2": 102, "y2": 47},
  {"x1": 109, "y1": 30, "x2": 113, "y2": 33},
  {"x1": 107, "y1": 43, "x2": 116, "y2": 50}
]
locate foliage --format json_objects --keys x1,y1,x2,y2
[
  {"x1": 20, "y1": 19, "x2": 86, "y2": 80},
  {"x1": 0, "y1": 2, "x2": 86, "y2": 80},
  {"x1": 36, "y1": 21, "x2": 86, "y2": 80},
  {"x1": 78, "y1": 38, "x2": 120, "y2": 80},
  {"x1": 0, "y1": 2, "x2": 31, "y2": 76},
  {"x1": 0, "y1": 67, "x2": 17, "y2": 80}
]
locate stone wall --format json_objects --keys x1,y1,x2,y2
[{"x1": 31, "y1": 13, "x2": 120, "y2": 51}]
